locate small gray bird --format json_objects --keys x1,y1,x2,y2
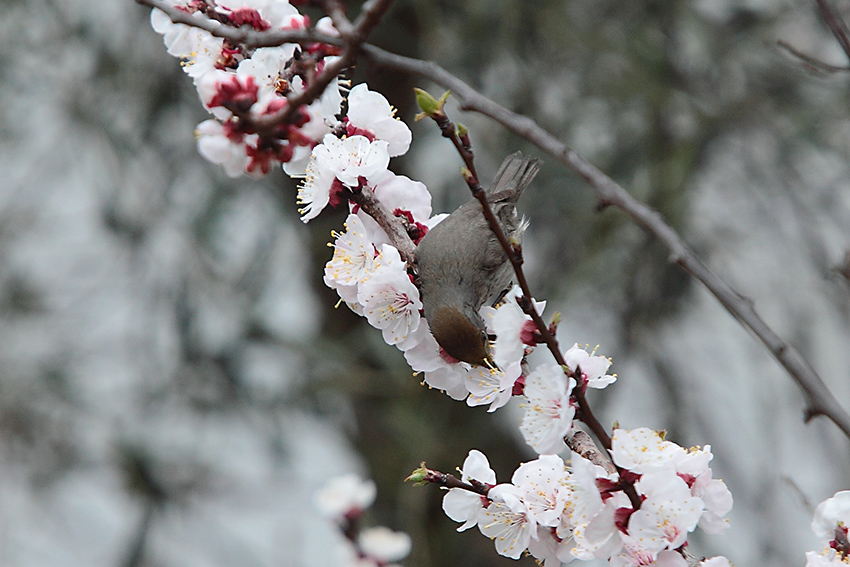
[{"x1": 414, "y1": 152, "x2": 541, "y2": 366}]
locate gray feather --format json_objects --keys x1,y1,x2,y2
[{"x1": 415, "y1": 152, "x2": 541, "y2": 336}]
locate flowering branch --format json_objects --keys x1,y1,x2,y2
[
  {"x1": 417, "y1": 97, "x2": 642, "y2": 510},
  {"x1": 405, "y1": 463, "x2": 490, "y2": 496},
  {"x1": 136, "y1": 0, "x2": 342, "y2": 48},
  {"x1": 138, "y1": 0, "x2": 394, "y2": 130},
  {"x1": 252, "y1": 0, "x2": 395, "y2": 130},
  {"x1": 348, "y1": 187, "x2": 416, "y2": 265},
  {"x1": 142, "y1": 4, "x2": 744, "y2": 562},
  {"x1": 362, "y1": 44, "x2": 850, "y2": 441}
]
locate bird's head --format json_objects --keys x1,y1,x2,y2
[{"x1": 429, "y1": 306, "x2": 493, "y2": 367}]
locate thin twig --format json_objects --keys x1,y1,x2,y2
[
  {"x1": 816, "y1": 0, "x2": 850, "y2": 63},
  {"x1": 777, "y1": 39, "x2": 850, "y2": 73},
  {"x1": 406, "y1": 464, "x2": 491, "y2": 496},
  {"x1": 362, "y1": 44, "x2": 850, "y2": 441}
]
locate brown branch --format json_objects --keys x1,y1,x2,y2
[
  {"x1": 567, "y1": 429, "x2": 616, "y2": 475},
  {"x1": 405, "y1": 463, "x2": 490, "y2": 496},
  {"x1": 363, "y1": 45, "x2": 850, "y2": 441},
  {"x1": 348, "y1": 188, "x2": 416, "y2": 266},
  {"x1": 777, "y1": 39, "x2": 850, "y2": 73}
]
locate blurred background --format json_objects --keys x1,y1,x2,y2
[{"x1": 3, "y1": 0, "x2": 850, "y2": 565}]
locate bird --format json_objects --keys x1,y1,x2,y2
[{"x1": 414, "y1": 151, "x2": 541, "y2": 366}]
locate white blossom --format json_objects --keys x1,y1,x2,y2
[
  {"x1": 358, "y1": 245, "x2": 422, "y2": 348},
  {"x1": 354, "y1": 170, "x2": 432, "y2": 246},
  {"x1": 442, "y1": 450, "x2": 496, "y2": 532},
  {"x1": 347, "y1": 83, "x2": 412, "y2": 157},
  {"x1": 297, "y1": 135, "x2": 390, "y2": 222},
  {"x1": 324, "y1": 214, "x2": 378, "y2": 304},
  {"x1": 479, "y1": 483, "x2": 536, "y2": 559},
  {"x1": 563, "y1": 343, "x2": 616, "y2": 389},
  {"x1": 511, "y1": 454, "x2": 571, "y2": 528},
  {"x1": 357, "y1": 526, "x2": 412, "y2": 563},
  {"x1": 611, "y1": 427, "x2": 681, "y2": 474},
  {"x1": 519, "y1": 363, "x2": 576, "y2": 454},
  {"x1": 464, "y1": 361, "x2": 521, "y2": 412},
  {"x1": 628, "y1": 471, "x2": 704, "y2": 553},
  {"x1": 195, "y1": 120, "x2": 252, "y2": 178},
  {"x1": 481, "y1": 285, "x2": 545, "y2": 370},
  {"x1": 402, "y1": 322, "x2": 469, "y2": 400},
  {"x1": 314, "y1": 474, "x2": 376, "y2": 521}
]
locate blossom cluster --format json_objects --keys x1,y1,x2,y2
[
  {"x1": 806, "y1": 491, "x2": 850, "y2": 566},
  {"x1": 151, "y1": 0, "x2": 348, "y2": 177},
  {"x1": 443, "y1": 429, "x2": 733, "y2": 566},
  {"x1": 148, "y1": 0, "x2": 621, "y2": 457},
  {"x1": 149, "y1": 7, "x2": 738, "y2": 566},
  {"x1": 315, "y1": 474, "x2": 412, "y2": 567}
]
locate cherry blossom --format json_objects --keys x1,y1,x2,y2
[
  {"x1": 151, "y1": 13, "x2": 224, "y2": 81},
  {"x1": 464, "y1": 360, "x2": 522, "y2": 412},
  {"x1": 314, "y1": 473, "x2": 377, "y2": 521},
  {"x1": 195, "y1": 119, "x2": 254, "y2": 178},
  {"x1": 563, "y1": 343, "x2": 616, "y2": 390},
  {"x1": 324, "y1": 214, "x2": 378, "y2": 304},
  {"x1": 479, "y1": 483, "x2": 537, "y2": 559},
  {"x1": 559, "y1": 452, "x2": 611, "y2": 561},
  {"x1": 297, "y1": 135, "x2": 390, "y2": 222},
  {"x1": 610, "y1": 427, "x2": 682, "y2": 474},
  {"x1": 570, "y1": 481, "x2": 634, "y2": 560},
  {"x1": 346, "y1": 83, "x2": 412, "y2": 157},
  {"x1": 402, "y1": 323, "x2": 469, "y2": 400},
  {"x1": 442, "y1": 450, "x2": 496, "y2": 532},
  {"x1": 813, "y1": 490, "x2": 850, "y2": 544},
  {"x1": 519, "y1": 363, "x2": 577, "y2": 454},
  {"x1": 690, "y1": 467, "x2": 733, "y2": 534},
  {"x1": 806, "y1": 490, "x2": 850, "y2": 565},
  {"x1": 357, "y1": 526, "x2": 412, "y2": 564},
  {"x1": 481, "y1": 285, "x2": 546, "y2": 370},
  {"x1": 511, "y1": 454, "x2": 571, "y2": 528},
  {"x1": 358, "y1": 245, "x2": 423, "y2": 348},
  {"x1": 805, "y1": 551, "x2": 848, "y2": 567},
  {"x1": 235, "y1": 45, "x2": 298, "y2": 108},
  {"x1": 628, "y1": 471, "x2": 704, "y2": 554},
  {"x1": 354, "y1": 170, "x2": 433, "y2": 246}
]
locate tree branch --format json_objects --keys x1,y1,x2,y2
[
  {"x1": 362, "y1": 44, "x2": 850, "y2": 441},
  {"x1": 349, "y1": 188, "x2": 416, "y2": 266},
  {"x1": 137, "y1": 0, "x2": 344, "y2": 48},
  {"x1": 816, "y1": 0, "x2": 850, "y2": 63}
]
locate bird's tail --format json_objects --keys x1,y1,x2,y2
[{"x1": 488, "y1": 151, "x2": 541, "y2": 202}]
